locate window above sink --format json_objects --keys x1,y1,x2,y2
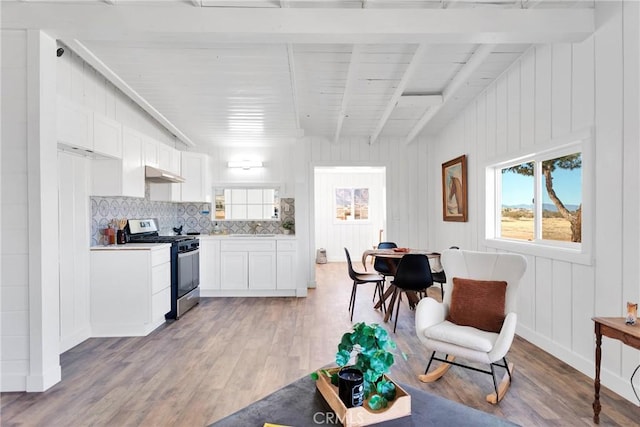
[{"x1": 213, "y1": 185, "x2": 280, "y2": 221}]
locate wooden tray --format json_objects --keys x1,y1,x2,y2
[{"x1": 315, "y1": 368, "x2": 411, "y2": 427}]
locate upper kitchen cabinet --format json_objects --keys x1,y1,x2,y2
[
  {"x1": 92, "y1": 126, "x2": 145, "y2": 198},
  {"x1": 157, "y1": 143, "x2": 180, "y2": 174},
  {"x1": 92, "y1": 113, "x2": 122, "y2": 159},
  {"x1": 149, "y1": 144, "x2": 182, "y2": 202},
  {"x1": 180, "y1": 152, "x2": 210, "y2": 203},
  {"x1": 57, "y1": 97, "x2": 123, "y2": 159},
  {"x1": 57, "y1": 96, "x2": 92, "y2": 152},
  {"x1": 143, "y1": 137, "x2": 159, "y2": 168}
]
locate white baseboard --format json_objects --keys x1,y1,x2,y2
[
  {"x1": 1, "y1": 374, "x2": 27, "y2": 392},
  {"x1": 60, "y1": 326, "x2": 91, "y2": 353},
  {"x1": 26, "y1": 364, "x2": 61, "y2": 392},
  {"x1": 200, "y1": 289, "x2": 298, "y2": 297}
]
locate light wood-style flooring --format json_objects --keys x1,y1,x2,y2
[{"x1": 1, "y1": 262, "x2": 638, "y2": 426}]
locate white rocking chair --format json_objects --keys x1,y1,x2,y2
[{"x1": 414, "y1": 249, "x2": 527, "y2": 404}]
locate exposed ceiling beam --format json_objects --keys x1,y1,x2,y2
[
  {"x1": 405, "y1": 43, "x2": 496, "y2": 144},
  {"x1": 2, "y1": 5, "x2": 594, "y2": 44},
  {"x1": 335, "y1": 45, "x2": 362, "y2": 144},
  {"x1": 61, "y1": 39, "x2": 197, "y2": 147},
  {"x1": 369, "y1": 43, "x2": 430, "y2": 145}
]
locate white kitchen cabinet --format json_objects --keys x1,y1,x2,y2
[
  {"x1": 90, "y1": 244, "x2": 171, "y2": 337},
  {"x1": 220, "y1": 251, "x2": 249, "y2": 290},
  {"x1": 276, "y1": 240, "x2": 298, "y2": 290},
  {"x1": 199, "y1": 238, "x2": 220, "y2": 291},
  {"x1": 249, "y1": 251, "x2": 277, "y2": 289},
  {"x1": 92, "y1": 112, "x2": 122, "y2": 159},
  {"x1": 57, "y1": 96, "x2": 92, "y2": 151},
  {"x1": 144, "y1": 137, "x2": 159, "y2": 167},
  {"x1": 157, "y1": 143, "x2": 174, "y2": 172},
  {"x1": 92, "y1": 126, "x2": 145, "y2": 198},
  {"x1": 149, "y1": 144, "x2": 182, "y2": 202},
  {"x1": 180, "y1": 151, "x2": 210, "y2": 202},
  {"x1": 219, "y1": 239, "x2": 276, "y2": 290},
  {"x1": 58, "y1": 152, "x2": 91, "y2": 353}
]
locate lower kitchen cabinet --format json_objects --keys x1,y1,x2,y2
[
  {"x1": 90, "y1": 244, "x2": 170, "y2": 336},
  {"x1": 276, "y1": 240, "x2": 298, "y2": 290},
  {"x1": 199, "y1": 236, "x2": 297, "y2": 296},
  {"x1": 220, "y1": 251, "x2": 248, "y2": 290},
  {"x1": 199, "y1": 238, "x2": 220, "y2": 290},
  {"x1": 219, "y1": 239, "x2": 276, "y2": 290}
]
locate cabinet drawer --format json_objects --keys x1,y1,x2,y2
[
  {"x1": 221, "y1": 240, "x2": 276, "y2": 252},
  {"x1": 277, "y1": 240, "x2": 297, "y2": 252},
  {"x1": 151, "y1": 287, "x2": 171, "y2": 321},
  {"x1": 151, "y1": 247, "x2": 170, "y2": 266},
  {"x1": 151, "y1": 262, "x2": 170, "y2": 294}
]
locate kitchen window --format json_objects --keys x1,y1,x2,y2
[
  {"x1": 485, "y1": 131, "x2": 592, "y2": 265},
  {"x1": 214, "y1": 187, "x2": 279, "y2": 221}
]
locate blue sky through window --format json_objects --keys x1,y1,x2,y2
[{"x1": 502, "y1": 167, "x2": 581, "y2": 207}]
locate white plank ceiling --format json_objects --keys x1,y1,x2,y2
[{"x1": 1, "y1": 0, "x2": 594, "y2": 149}]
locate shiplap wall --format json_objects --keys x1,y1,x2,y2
[
  {"x1": 304, "y1": 136, "x2": 434, "y2": 251},
  {"x1": 1, "y1": 30, "x2": 31, "y2": 392},
  {"x1": 301, "y1": 135, "x2": 435, "y2": 289},
  {"x1": 1, "y1": 30, "x2": 61, "y2": 392},
  {"x1": 424, "y1": 1, "x2": 640, "y2": 403},
  {"x1": 314, "y1": 168, "x2": 386, "y2": 262}
]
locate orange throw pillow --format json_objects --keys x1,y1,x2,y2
[{"x1": 446, "y1": 277, "x2": 508, "y2": 333}]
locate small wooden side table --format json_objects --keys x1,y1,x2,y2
[{"x1": 592, "y1": 317, "x2": 640, "y2": 423}]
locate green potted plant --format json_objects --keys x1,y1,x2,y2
[
  {"x1": 281, "y1": 220, "x2": 294, "y2": 234},
  {"x1": 312, "y1": 322, "x2": 406, "y2": 410}
]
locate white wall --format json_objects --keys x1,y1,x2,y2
[
  {"x1": 314, "y1": 168, "x2": 386, "y2": 262},
  {"x1": 424, "y1": 0, "x2": 640, "y2": 403},
  {"x1": 1, "y1": 29, "x2": 32, "y2": 392},
  {"x1": 1, "y1": 29, "x2": 62, "y2": 392},
  {"x1": 299, "y1": 135, "x2": 436, "y2": 289}
]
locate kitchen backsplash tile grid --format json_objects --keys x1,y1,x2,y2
[{"x1": 90, "y1": 195, "x2": 295, "y2": 245}]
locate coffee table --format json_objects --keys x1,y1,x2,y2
[{"x1": 209, "y1": 374, "x2": 520, "y2": 426}]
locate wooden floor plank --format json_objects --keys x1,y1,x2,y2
[{"x1": 1, "y1": 262, "x2": 638, "y2": 426}]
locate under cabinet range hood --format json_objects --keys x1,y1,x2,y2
[{"x1": 145, "y1": 166, "x2": 185, "y2": 184}]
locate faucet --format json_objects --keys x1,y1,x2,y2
[{"x1": 250, "y1": 222, "x2": 261, "y2": 235}]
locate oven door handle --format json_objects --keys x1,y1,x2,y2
[{"x1": 178, "y1": 248, "x2": 199, "y2": 257}]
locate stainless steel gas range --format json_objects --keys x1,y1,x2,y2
[{"x1": 127, "y1": 219, "x2": 200, "y2": 319}]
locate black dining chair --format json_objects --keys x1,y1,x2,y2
[
  {"x1": 373, "y1": 241, "x2": 400, "y2": 298},
  {"x1": 431, "y1": 246, "x2": 459, "y2": 301},
  {"x1": 344, "y1": 248, "x2": 385, "y2": 321},
  {"x1": 390, "y1": 254, "x2": 434, "y2": 333}
]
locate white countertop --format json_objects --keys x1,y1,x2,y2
[
  {"x1": 90, "y1": 243, "x2": 171, "y2": 251},
  {"x1": 197, "y1": 234, "x2": 296, "y2": 240}
]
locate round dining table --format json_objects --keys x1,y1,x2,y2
[{"x1": 361, "y1": 248, "x2": 443, "y2": 322}]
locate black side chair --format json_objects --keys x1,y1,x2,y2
[
  {"x1": 373, "y1": 241, "x2": 400, "y2": 297},
  {"x1": 344, "y1": 248, "x2": 385, "y2": 321},
  {"x1": 431, "y1": 246, "x2": 459, "y2": 301},
  {"x1": 390, "y1": 254, "x2": 434, "y2": 333}
]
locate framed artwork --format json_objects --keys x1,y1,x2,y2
[{"x1": 442, "y1": 155, "x2": 467, "y2": 222}]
